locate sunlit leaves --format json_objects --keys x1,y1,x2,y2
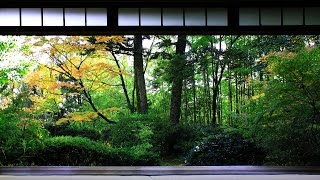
[
  {"x1": 24, "y1": 36, "x2": 125, "y2": 121},
  {"x1": 0, "y1": 37, "x2": 34, "y2": 109},
  {"x1": 244, "y1": 47, "x2": 320, "y2": 165},
  {"x1": 56, "y1": 112, "x2": 98, "y2": 125},
  {"x1": 56, "y1": 107, "x2": 120, "y2": 125}
]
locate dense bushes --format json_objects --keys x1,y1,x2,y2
[
  {"x1": 110, "y1": 114, "x2": 207, "y2": 158},
  {"x1": 1, "y1": 110, "x2": 266, "y2": 166},
  {"x1": 109, "y1": 114, "x2": 154, "y2": 147},
  {"x1": 237, "y1": 48, "x2": 320, "y2": 166},
  {"x1": 0, "y1": 111, "x2": 48, "y2": 166},
  {"x1": 185, "y1": 130, "x2": 266, "y2": 165},
  {"x1": 108, "y1": 114, "x2": 160, "y2": 164},
  {"x1": 29, "y1": 136, "x2": 159, "y2": 166},
  {"x1": 47, "y1": 125, "x2": 102, "y2": 141},
  {"x1": 152, "y1": 121, "x2": 201, "y2": 156}
]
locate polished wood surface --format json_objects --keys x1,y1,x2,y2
[{"x1": 1, "y1": 166, "x2": 320, "y2": 176}]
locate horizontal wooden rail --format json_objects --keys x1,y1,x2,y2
[
  {"x1": 1, "y1": 26, "x2": 320, "y2": 35},
  {"x1": 1, "y1": 166, "x2": 320, "y2": 176}
]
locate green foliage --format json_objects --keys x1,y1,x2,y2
[
  {"x1": 29, "y1": 136, "x2": 159, "y2": 166},
  {"x1": 0, "y1": 112, "x2": 22, "y2": 165},
  {"x1": 109, "y1": 114, "x2": 154, "y2": 147},
  {"x1": 151, "y1": 120, "x2": 221, "y2": 157},
  {"x1": 151, "y1": 120, "x2": 198, "y2": 156},
  {"x1": 251, "y1": 35, "x2": 305, "y2": 54},
  {"x1": 185, "y1": 130, "x2": 266, "y2": 165},
  {"x1": 241, "y1": 47, "x2": 320, "y2": 165},
  {"x1": 0, "y1": 110, "x2": 48, "y2": 166},
  {"x1": 108, "y1": 114, "x2": 161, "y2": 164},
  {"x1": 109, "y1": 114, "x2": 218, "y2": 161},
  {"x1": 0, "y1": 39, "x2": 31, "y2": 87},
  {"x1": 2, "y1": 35, "x2": 320, "y2": 166},
  {"x1": 46, "y1": 124, "x2": 102, "y2": 141}
]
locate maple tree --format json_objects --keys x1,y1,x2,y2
[{"x1": 25, "y1": 36, "x2": 126, "y2": 124}]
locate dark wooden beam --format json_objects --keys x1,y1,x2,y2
[
  {"x1": 228, "y1": 7, "x2": 239, "y2": 32},
  {"x1": 107, "y1": 8, "x2": 118, "y2": 27},
  {"x1": 0, "y1": 26, "x2": 320, "y2": 36}
]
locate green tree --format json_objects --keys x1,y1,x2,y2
[
  {"x1": 169, "y1": 35, "x2": 187, "y2": 124},
  {"x1": 243, "y1": 47, "x2": 320, "y2": 165}
]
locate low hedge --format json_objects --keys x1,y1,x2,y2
[
  {"x1": 47, "y1": 125, "x2": 102, "y2": 141},
  {"x1": 29, "y1": 136, "x2": 159, "y2": 166}
]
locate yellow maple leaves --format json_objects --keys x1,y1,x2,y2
[
  {"x1": 56, "y1": 107, "x2": 120, "y2": 125},
  {"x1": 95, "y1": 36, "x2": 125, "y2": 44},
  {"x1": 26, "y1": 36, "x2": 126, "y2": 92},
  {"x1": 56, "y1": 112, "x2": 98, "y2": 125},
  {"x1": 24, "y1": 36, "x2": 125, "y2": 118}
]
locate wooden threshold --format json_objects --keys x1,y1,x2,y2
[{"x1": 1, "y1": 166, "x2": 320, "y2": 176}]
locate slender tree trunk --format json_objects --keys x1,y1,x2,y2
[
  {"x1": 135, "y1": 74, "x2": 141, "y2": 110},
  {"x1": 111, "y1": 53, "x2": 135, "y2": 113},
  {"x1": 228, "y1": 67, "x2": 233, "y2": 126},
  {"x1": 206, "y1": 71, "x2": 212, "y2": 125},
  {"x1": 212, "y1": 62, "x2": 227, "y2": 127},
  {"x1": 183, "y1": 80, "x2": 189, "y2": 123},
  {"x1": 243, "y1": 77, "x2": 246, "y2": 110},
  {"x1": 212, "y1": 61, "x2": 219, "y2": 127},
  {"x1": 203, "y1": 68, "x2": 208, "y2": 125},
  {"x1": 132, "y1": 79, "x2": 136, "y2": 112},
  {"x1": 235, "y1": 73, "x2": 240, "y2": 114},
  {"x1": 211, "y1": 35, "x2": 224, "y2": 127},
  {"x1": 218, "y1": 83, "x2": 223, "y2": 126},
  {"x1": 217, "y1": 87, "x2": 221, "y2": 126},
  {"x1": 251, "y1": 71, "x2": 255, "y2": 97},
  {"x1": 192, "y1": 64, "x2": 197, "y2": 124},
  {"x1": 259, "y1": 71, "x2": 264, "y2": 81},
  {"x1": 212, "y1": 87, "x2": 218, "y2": 126},
  {"x1": 169, "y1": 35, "x2": 187, "y2": 124},
  {"x1": 134, "y1": 35, "x2": 148, "y2": 114}
]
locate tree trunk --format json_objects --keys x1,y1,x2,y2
[
  {"x1": 183, "y1": 80, "x2": 189, "y2": 123},
  {"x1": 111, "y1": 52, "x2": 135, "y2": 113},
  {"x1": 218, "y1": 83, "x2": 223, "y2": 126},
  {"x1": 206, "y1": 71, "x2": 212, "y2": 125},
  {"x1": 192, "y1": 63, "x2": 197, "y2": 124},
  {"x1": 235, "y1": 73, "x2": 240, "y2": 114},
  {"x1": 228, "y1": 66, "x2": 233, "y2": 126},
  {"x1": 212, "y1": 87, "x2": 218, "y2": 126},
  {"x1": 134, "y1": 35, "x2": 148, "y2": 114},
  {"x1": 203, "y1": 68, "x2": 209, "y2": 125},
  {"x1": 169, "y1": 35, "x2": 187, "y2": 124}
]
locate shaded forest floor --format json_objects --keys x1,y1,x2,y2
[{"x1": 159, "y1": 156, "x2": 185, "y2": 166}]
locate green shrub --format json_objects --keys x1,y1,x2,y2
[
  {"x1": 151, "y1": 121, "x2": 219, "y2": 157},
  {"x1": 29, "y1": 136, "x2": 159, "y2": 166},
  {"x1": 129, "y1": 150, "x2": 160, "y2": 165},
  {"x1": 107, "y1": 114, "x2": 161, "y2": 165},
  {"x1": 109, "y1": 114, "x2": 154, "y2": 147},
  {"x1": 0, "y1": 111, "x2": 48, "y2": 166},
  {"x1": 185, "y1": 130, "x2": 266, "y2": 165},
  {"x1": 47, "y1": 125, "x2": 102, "y2": 141}
]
